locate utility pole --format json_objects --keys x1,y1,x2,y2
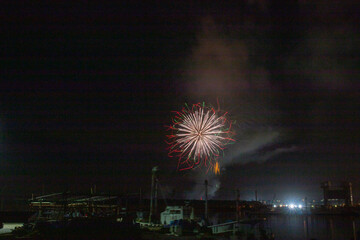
[
  {"x1": 154, "y1": 178, "x2": 158, "y2": 217},
  {"x1": 236, "y1": 189, "x2": 240, "y2": 222},
  {"x1": 149, "y1": 166, "x2": 158, "y2": 223},
  {"x1": 139, "y1": 188, "x2": 142, "y2": 210},
  {"x1": 205, "y1": 180, "x2": 208, "y2": 222},
  {"x1": 255, "y1": 190, "x2": 258, "y2": 202}
]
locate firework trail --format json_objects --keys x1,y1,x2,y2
[{"x1": 166, "y1": 102, "x2": 234, "y2": 172}]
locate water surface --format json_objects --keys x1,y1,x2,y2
[{"x1": 266, "y1": 215, "x2": 359, "y2": 240}]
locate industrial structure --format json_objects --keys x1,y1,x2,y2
[{"x1": 321, "y1": 181, "x2": 353, "y2": 207}]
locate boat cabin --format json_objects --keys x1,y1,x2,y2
[{"x1": 160, "y1": 206, "x2": 184, "y2": 225}]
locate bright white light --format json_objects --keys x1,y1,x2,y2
[
  {"x1": 298, "y1": 204, "x2": 302, "y2": 209},
  {"x1": 273, "y1": 205, "x2": 277, "y2": 208},
  {"x1": 289, "y1": 204, "x2": 295, "y2": 209}
]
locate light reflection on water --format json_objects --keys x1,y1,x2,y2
[
  {"x1": 266, "y1": 215, "x2": 359, "y2": 240},
  {"x1": 210, "y1": 213, "x2": 359, "y2": 240}
]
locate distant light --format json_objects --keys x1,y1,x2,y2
[
  {"x1": 279, "y1": 204, "x2": 283, "y2": 207},
  {"x1": 273, "y1": 205, "x2": 277, "y2": 208},
  {"x1": 298, "y1": 204, "x2": 302, "y2": 209},
  {"x1": 285, "y1": 204, "x2": 288, "y2": 207},
  {"x1": 289, "y1": 204, "x2": 295, "y2": 209}
]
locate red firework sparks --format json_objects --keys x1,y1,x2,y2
[{"x1": 166, "y1": 102, "x2": 235, "y2": 172}]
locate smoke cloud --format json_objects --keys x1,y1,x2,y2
[
  {"x1": 183, "y1": 17, "x2": 286, "y2": 199},
  {"x1": 179, "y1": 0, "x2": 360, "y2": 199}
]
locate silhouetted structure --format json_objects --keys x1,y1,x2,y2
[
  {"x1": 149, "y1": 166, "x2": 159, "y2": 223},
  {"x1": 321, "y1": 181, "x2": 353, "y2": 207}
]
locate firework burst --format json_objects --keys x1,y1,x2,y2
[{"x1": 166, "y1": 102, "x2": 235, "y2": 172}]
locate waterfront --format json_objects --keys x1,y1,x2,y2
[
  {"x1": 267, "y1": 215, "x2": 359, "y2": 240},
  {"x1": 1, "y1": 215, "x2": 360, "y2": 239}
]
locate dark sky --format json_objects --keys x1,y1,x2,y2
[{"x1": 1, "y1": 1, "x2": 360, "y2": 202}]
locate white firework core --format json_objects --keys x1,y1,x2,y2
[{"x1": 176, "y1": 107, "x2": 226, "y2": 160}]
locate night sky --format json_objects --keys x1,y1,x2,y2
[{"x1": 1, "y1": 1, "x2": 360, "y2": 203}]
